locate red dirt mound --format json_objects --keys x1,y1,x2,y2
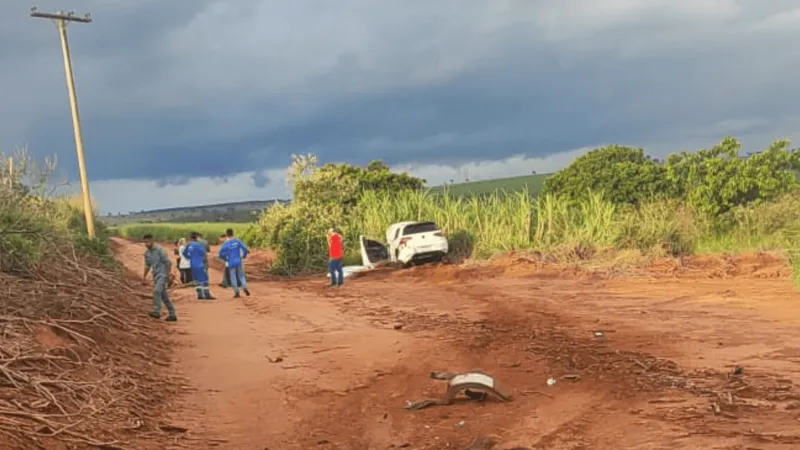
[
  {"x1": 647, "y1": 251, "x2": 791, "y2": 279},
  {"x1": 1, "y1": 243, "x2": 177, "y2": 449},
  {"x1": 387, "y1": 250, "x2": 793, "y2": 285}
]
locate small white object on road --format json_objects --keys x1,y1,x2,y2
[{"x1": 326, "y1": 265, "x2": 368, "y2": 279}]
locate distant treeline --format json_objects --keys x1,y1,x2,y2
[{"x1": 100, "y1": 199, "x2": 288, "y2": 226}]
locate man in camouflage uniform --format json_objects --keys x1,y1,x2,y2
[{"x1": 142, "y1": 234, "x2": 178, "y2": 321}]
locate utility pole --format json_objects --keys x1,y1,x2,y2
[{"x1": 30, "y1": 7, "x2": 96, "y2": 237}]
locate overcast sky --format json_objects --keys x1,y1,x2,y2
[{"x1": 2, "y1": 0, "x2": 800, "y2": 213}]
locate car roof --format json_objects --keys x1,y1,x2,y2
[{"x1": 390, "y1": 221, "x2": 434, "y2": 228}]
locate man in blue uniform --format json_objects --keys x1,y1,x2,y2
[
  {"x1": 142, "y1": 234, "x2": 177, "y2": 321},
  {"x1": 182, "y1": 232, "x2": 215, "y2": 300},
  {"x1": 218, "y1": 228, "x2": 250, "y2": 298},
  {"x1": 196, "y1": 232, "x2": 211, "y2": 273},
  {"x1": 218, "y1": 233, "x2": 232, "y2": 288}
]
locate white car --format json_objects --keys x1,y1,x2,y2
[{"x1": 359, "y1": 221, "x2": 449, "y2": 269}]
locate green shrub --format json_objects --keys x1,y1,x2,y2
[
  {"x1": 542, "y1": 145, "x2": 670, "y2": 205},
  {"x1": 0, "y1": 151, "x2": 114, "y2": 272},
  {"x1": 666, "y1": 137, "x2": 800, "y2": 216},
  {"x1": 544, "y1": 137, "x2": 800, "y2": 217}
]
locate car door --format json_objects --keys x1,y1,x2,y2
[
  {"x1": 359, "y1": 235, "x2": 390, "y2": 269},
  {"x1": 386, "y1": 224, "x2": 403, "y2": 261}
]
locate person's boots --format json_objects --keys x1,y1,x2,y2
[
  {"x1": 243, "y1": 288, "x2": 250, "y2": 296},
  {"x1": 203, "y1": 288, "x2": 215, "y2": 300},
  {"x1": 165, "y1": 316, "x2": 177, "y2": 322},
  {"x1": 148, "y1": 312, "x2": 160, "y2": 319}
]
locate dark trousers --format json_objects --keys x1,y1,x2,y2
[
  {"x1": 179, "y1": 268, "x2": 193, "y2": 284},
  {"x1": 221, "y1": 266, "x2": 232, "y2": 287},
  {"x1": 328, "y1": 258, "x2": 344, "y2": 286}
]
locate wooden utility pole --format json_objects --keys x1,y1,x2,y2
[{"x1": 30, "y1": 7, "x2": 96, "y2": 237}]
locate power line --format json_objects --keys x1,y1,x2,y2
[{"x1": 30, "y1": 6, "x2": 96, "y2": 238}]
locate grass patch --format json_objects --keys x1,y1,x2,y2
[
  {"x1": 428, "y1": 173, "x2": 550, "y2": 197},
  {"x1": 110, "y1": 222, "x2": 248, "y2": 244}
]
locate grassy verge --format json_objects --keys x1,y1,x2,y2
[{"x1": 110, "y1": 222, "x2": 249, "y2": 244}]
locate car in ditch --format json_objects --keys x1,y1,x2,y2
[{"x1": 359, "y1": 221, "x2": 449, "y2": 269}]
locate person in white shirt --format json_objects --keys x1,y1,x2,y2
[{"x1": 176, "y1": 238, "x2": 193, "y2": 285}]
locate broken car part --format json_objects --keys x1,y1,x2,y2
[{"x1": 405, "y1": 370, "x2": 512, "y2": 410}]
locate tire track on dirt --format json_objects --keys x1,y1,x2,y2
[{"x1": 284, "y1": 272, "x2": 800, "y2": 449}]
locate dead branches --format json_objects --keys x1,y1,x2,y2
[{"x1": 0, "y1": 249, "x2": 175, "y2": 449}]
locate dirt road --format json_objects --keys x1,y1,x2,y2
[{"x1": 113, "y1": 239, "x2": 800, "y2": 449}]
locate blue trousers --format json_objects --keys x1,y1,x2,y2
[
  {"x1": 328, "y1": 258, "x2": 343, "y2": 286},
  {"x1": 191, "y1": 266, "x2": 211, "y2": 299},
  {"x1": 228, "y1": 265, "x2": 248, "y2": 295}
]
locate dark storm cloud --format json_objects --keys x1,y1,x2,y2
[
  {"x1": 4, "y1": 0, "x2": 800, "y2": 185},
  {"x1": 251, "y1": 171, "x2": 271, "y2": 188}
]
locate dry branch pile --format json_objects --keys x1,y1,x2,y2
[{"x1": 0, "y1": 249, "x2": 177, "y2": 449}]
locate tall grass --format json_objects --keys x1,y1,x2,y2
[
  {"x1": 357, "y1": 189, "x2": 533, "y2": 257},
  {"x1": 111, "y1": 222, "x2": 244, "y2": 244},
  {"x1": 249, "y1": 183, "x2": 800, "y2": 283},
  {"x1": 355, "y1": 188, "x2": 799, "y2": 261},
  {"x1": 696, "y1": 192, "x2": 800, "y2": 253}
]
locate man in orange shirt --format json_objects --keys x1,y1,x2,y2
[{"x1": 327, "y1": 228, "x2": 344, "y2": 287}]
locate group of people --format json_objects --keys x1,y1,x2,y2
[
  {"x1": 142, "y1": 228, "x2": 251, "y2": 322},
  {"x1": 141, "y1": 226, "x2": 343, "y2": 322}
]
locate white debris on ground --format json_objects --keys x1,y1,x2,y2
[{"x1": 326, "y1": 265, "x2": 369, "y2": 279}]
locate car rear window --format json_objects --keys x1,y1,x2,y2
[{"x1": 402, "y1": 222, "x2": 439, "y2": 235}]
